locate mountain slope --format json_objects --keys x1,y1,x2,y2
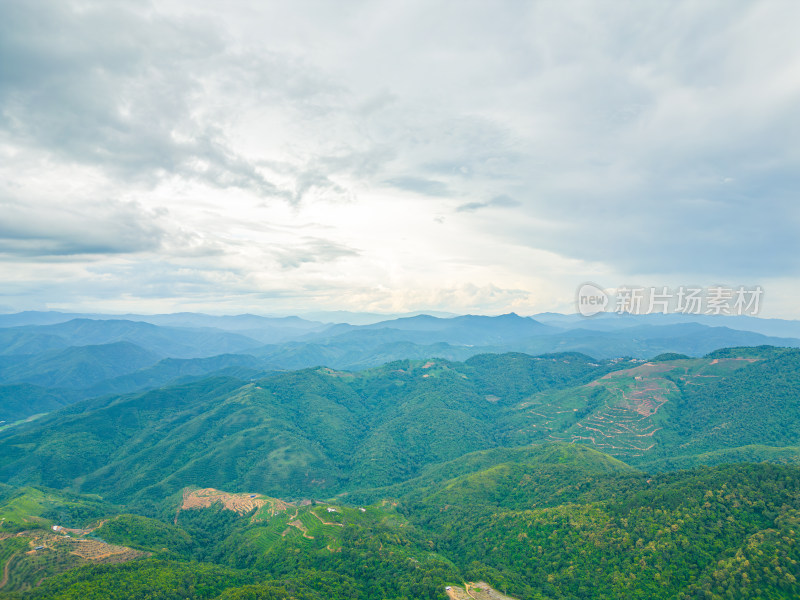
[
  {"x1": 79, "y1": 353, "x2": 268, "y2": 398},
  {"x1": 0, "y1": 341, "x2": 161, "y2": 390},
  {"x1": 0, "y1": 354, "x2": 615, "y2": 504},
  {"x1": 5, "y1": 348, "x2": 800, "y2": 512},
  {"x1": 346, "y1": 443, "x2": 638, "y2": 506}
]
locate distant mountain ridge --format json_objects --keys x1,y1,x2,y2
[
  {"x1": 2, "y1": 311, "x2": 800, "y2": 425},
  {"x1": 251, "y1": 314, "x2": 800, "y2": 369}
]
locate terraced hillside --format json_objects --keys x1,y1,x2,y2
[
  {"x1": 514, "y1": 356, "x2": 761, "y2": 460},
  {"x1": 0, "y1": 488, "x2": 142, "y2": 593}
]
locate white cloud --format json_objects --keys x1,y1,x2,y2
[{"x1": 1, "y1": 0, "x2": 799, "y2": 316}]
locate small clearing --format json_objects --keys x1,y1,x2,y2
[
  {"x1": 318, "y1": 367, "x2": 355, "y2": 378},
  {"x1": 178, "y1": 488, "x2": 292, "y2": 521},
  {"x1": 446, "y1": 581, "x2": 518, "y2": 600},
  {"x1": 310, "y1": 510, "x2": 343, "y2": 527},
  {"x1": 68, "y1": 539, "x2": 144, "y2": 561}
]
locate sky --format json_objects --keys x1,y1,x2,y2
[{"x1": 1, "y1": 0, "x2": 799, "y2": 317}]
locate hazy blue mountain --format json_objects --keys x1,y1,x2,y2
[
  {"x1": 81, "y1": 353, "x2": 269, "y2": 398},
  {"x1": 0, "y1": 328, "x2": 72, "y2": 356},
  {"x1": 251, "y1": 317, "x2": 800, "y2": 368},
  {"x1": 106, "y1": 313, "x2": 329, "y2": 343},
  {"x1": 317, "y1": 313, "x2": 555, "y2": 344},
  {"x1": 510, "y1": 323, "x2": 800, "y2": 358},
  {"x1": 0, "y1": 312, "x2": 327, "y2": 345},
  {"x1": 0, "y1": 349, "x2": 270, "y2": 423},
  {"x1": 4, "y1": 312, "x2": 800, "y2": 367},
  {"x1": 534, "y1": 310, "x2": 800, "y2": 338},
  {"x1": 111, "y1": 312, "x2": 322, "y2": 331},
  {"x1": 0, "y1": 319, "x2": 263, "y2": 358},
  {"x1": 0, "y1": 341, "x2": 161, "y2": 390},
  {"x1": 298, "y1": 309, "x2": 459, "y2": 325},
  {"x1": 253, "y1": 338, "x2": 478, "y2": 371},
  {"x1": 0, "y1": 311, "x2": 90, "y2": 328}
]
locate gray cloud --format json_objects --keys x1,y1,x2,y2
[
  {"x1": 2, "y1": 0, "x2": 800, "y2": 314},
  {"x1": 0, "y1": 1, "x2": 339, "y2": 202},
  {"x1": 384, "y1": 177, "x2": 451, "y2": 197},
  {"x1": 0, "y1": 197, "x2": 165, "y2": 257},
  {"x1": 456, "y1": 194, "x2": 521, "y2": 213},
  {"x1": 273, "y1": 238, "x2": 360, "y2": 270}
]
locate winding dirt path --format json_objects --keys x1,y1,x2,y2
[{"x1": 0, "y1": 551, "x2": 19, "y2": 589}]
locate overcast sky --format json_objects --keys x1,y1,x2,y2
[{"x1": 1, "y1": 0, "x2": 799, "y2": 317}]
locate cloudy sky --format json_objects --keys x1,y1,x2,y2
[{"x1": 1, "y1": 0, "x2": 799, "y2": 317}]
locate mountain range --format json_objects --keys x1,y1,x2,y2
[
  {"x1": 2, "y1": 310, "x2": 799, "y2": 426},
  {"x1": 3, "y1": 346, "x2": 800, "y2": 506},
  {"x1": 3, "y1": 312, "x2": 800, "y2": 598}
]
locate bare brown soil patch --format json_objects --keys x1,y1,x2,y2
[
  {"x1": 179, "y1": 488, "x2": 292, "y2": 521},
  {"x1": 709, "y1": 357, "x2": 758, "y2": 365},
  {"x1": 2, "y1": 529, "x2": 146, "y2": 588},
  {"x1": 446, "y1": 582, "x2": 518, "y2": 600},
  {"x1": 68, "y1": 539, "x2": 145, "y2": 561}
]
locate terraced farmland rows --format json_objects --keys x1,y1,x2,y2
[{"x1": 543, "y1": 358, "x2": 757, "y2": 460}]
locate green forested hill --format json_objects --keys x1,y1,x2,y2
[
  {"x1": 668, "y1": 347, "x2": 800, "y2": 452},
  {"x1": 1, "y1": 455, "x2": 799, "y2": 599},
  {"x1": 0, "y1": 353, "x2": 616, "y2": 505},
  {"x1": 0, "y1": 384, "x2": 73, "y2": 424},
  {"x1": 412, "y1": 461, "x2": 800, "y2": 599},
  {"x1": 0, "y1": 342, "x2": 161, "y2": 390},
  {"x1": 3, "y1": 348, "x2": 800, "y2": 598},
  {"x1": 0, "y1": 320, "x2": 263, "y2": 359},
  {"x1": 344, "y1": 443, "x2": 638, "y2": 505},
  {"x1": 4, "y1": 349, "x2": 800, "y2": 507}
]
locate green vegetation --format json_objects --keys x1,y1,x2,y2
[
  {"x1": 2, "y1": 456, "x2": 800, "y2": 599},
  {"x1": 0, "y1": 354, "x2": 618, "y2": 505},
  {"x1": 418, "y1": 463, "x2": 800, "y2": 599},
  {"x1": 667, "y1": 349, "x2": 800, "y2": 453},
  {"x1": 0, "y1": 385, "x2": 72, "y2": 424},
  {"x1": 0, "y1": 487, "x2": 115, "y2": 532},
  {"x1": 3, "y1": 346, "x2": 800, "y2": 597},
  {"x1": 95, "y1": 515, "x2": 193, "y2": 554},
  {"x1": 650, "y1": 352, "x2": 691, "y2": 362},
  {"x1": 6, "y1": 348, "x2": 800, "y2": 507}
]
